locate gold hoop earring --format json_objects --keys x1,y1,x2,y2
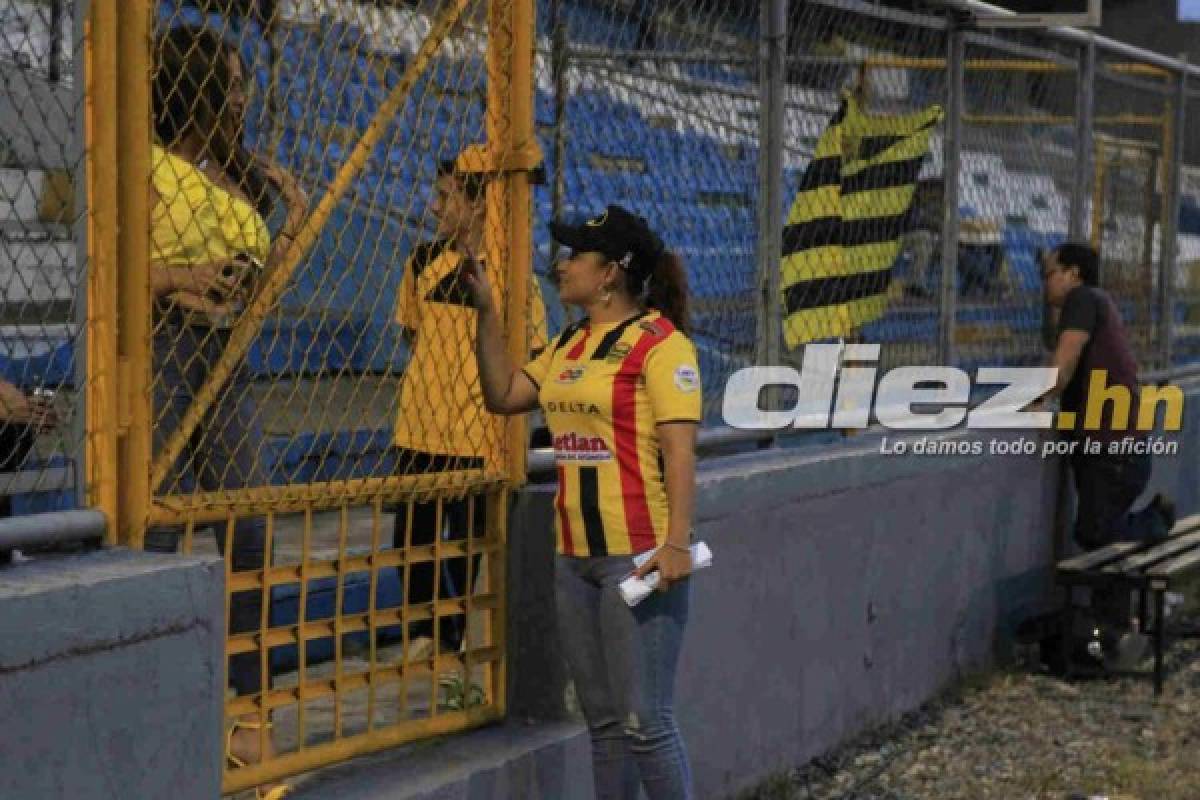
[{"x1": 601, "y1": 286, "x2": 613, "y2": 307}]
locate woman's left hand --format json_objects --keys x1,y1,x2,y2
[{"x1": 633, "y1": 544, "x2": 692, "y2": 592}]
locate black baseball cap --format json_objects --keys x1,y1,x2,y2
[{"x1": 549, "y1": 204, "x2": 665, "y2": 277}]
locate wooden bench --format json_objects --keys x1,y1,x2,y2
[{"x1": 1056, "y1": 514, "x2": 1200, "y2": 695}]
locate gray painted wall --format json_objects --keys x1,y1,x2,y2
[
  {"x1": 508, "y1": 433, "x2": 1064, "y2": 798},
  {"x1": 0, "y1": 549, "x2": 225, "y2": 800},
  {"x1": 3, "y1": 381, "x2": 1196, "y2": 800},
  {"x1": 504, "y1": 379, "x2": 1200, "y2": 799}
]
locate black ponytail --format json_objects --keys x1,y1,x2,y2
[{"x1": 644, "y1": 250, "x2": 690, "y2": 334}]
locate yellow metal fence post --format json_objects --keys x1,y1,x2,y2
[
  {"x1": 486, "y1": 0, "x2": 537, "y2": 724},
  {"x1": 115, "y1": 0, "x2": 154, "y2": 548},
  {"x1": 486, "y1": 0, "x2": 537, "y2": 487},
  {"x1": 86, "y1": 0, "x2": 119, "y2": 542}
]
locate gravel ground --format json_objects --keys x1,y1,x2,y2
[{"x1": 743, "y1": 610, "x2": 1200, "y2": 800}]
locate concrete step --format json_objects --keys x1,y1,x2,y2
[{"x1": 285, "y1": 720, "x2": 589, "y2": 800}]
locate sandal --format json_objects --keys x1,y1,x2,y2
[{"x1": 226, "y1": 719, "x2": 291, "y2": 799}]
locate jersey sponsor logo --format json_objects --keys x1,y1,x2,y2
[
  {"x1": 673, "y1": 365, "x2": 700, "y2": 393},
  {"x1": 556, "y1": 366, "x2": 586, "y2": 384},
  {"x1": 553, "y1": 432, "x2": 613, "y2": 462},
  {"x1": 604, "y1": 341, "x2": 632, "y2": 364},
  {"x1": 546, "y1": 400, "x2": 602, "y2": 414}
]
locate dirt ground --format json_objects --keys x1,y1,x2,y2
[{"x1": 743, "y1": 606, "x2": 1200, "y2": 800}]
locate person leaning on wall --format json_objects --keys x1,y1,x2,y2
[{"x1": 1037, "y1": 242, "x2": 1176, "y2": 669}]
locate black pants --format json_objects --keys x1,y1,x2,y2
[
  {"x1": 1070, "y1": 449, "x2": 1160, "y2": 551},
  {"x1": 1070, "y1": 449, "x2": 1164, "y2": 632},
  {"x1": 392, "y1": 449, "x2": 485, "y2": 650}
]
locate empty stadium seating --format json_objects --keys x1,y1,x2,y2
[{"x1": 5, "y1": 0, "x2": 1200, "y2": 517}]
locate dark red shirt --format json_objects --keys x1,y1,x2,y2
[{"x1": 1057, "y1": 286, "x2": 1141, "y2": 442}]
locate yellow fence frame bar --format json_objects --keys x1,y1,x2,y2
[
  {"x1": 149, "y1": 471, "x2": 502, "y2": 524},
  {"x1": 85, "y1": 0, "x2": 119, "y2": 542},
  {"x1": 225, "y1": 706, "x2": 502, "y2": 793},
  {"x1": 116, "y1": 0, "x2": 153, "y2": 547},
  {"x1": 962, "y1": 113, "x2": 1165, "y2": 127},
  {"x1": 862, "y1": 56, "x2": 1172, "y2": 78},
  {"x1": 486, "y1": 0, "x2": 538, "y2": 487},
  {"x1": 149, "y1": 0, "x2": 475, "y2": 494}
]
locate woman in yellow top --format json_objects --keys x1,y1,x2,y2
[
  {"x1": 467, "y1": 205, "x2": 700, "y2": 799},
  {"x1": 149, "y1": 26, "x2": 306, "y2": 799}
]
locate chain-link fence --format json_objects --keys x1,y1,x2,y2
[
  {"x1": 144, "y1": 0, "x2": 537, "y2": 792},
  {"x1": 779, "y1": 1, "x2": 949, "y2": 377},
  {"x1": 535, "y1": 0, "x2": 760, "y2": 425},
  {"x1": 771, "y1": 1, "x2": 1199, "y2": 384},
  {"x1": 5, "y1": 0, "x2": 1200, "y2": 793},
  {"x1": 1179, "y1": 159, "x2": 1200, "y2": 365},
  {"x1": 0, "y1": 0, "x2": 83, "y2": 533}
]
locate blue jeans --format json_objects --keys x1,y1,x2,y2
[
  {"x1": 555, "y1": 554, "x2": 692, "y2": 800},
  {"x1": 145, "y1": 319, "x2": 268, "y2": 696}
]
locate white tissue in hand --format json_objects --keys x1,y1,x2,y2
[{"x1": 618, "y1": 542, "x2": 712, "y2": 607}]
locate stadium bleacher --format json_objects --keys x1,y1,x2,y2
[{"x1": 5, "y1": 0, "x2": 1200, "y2": 514}]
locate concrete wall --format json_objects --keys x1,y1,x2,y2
[
  {"x1": 508, "y1": 433, "x2": 1062, "y2": 798},
  {"x1": 503, "y1": 379, "x2": 1200, "y2": 799},
  {"x1": 0, "y1": 549, "x2": 225, "y2": 800},
  {"x1": 8, "y1": 379, "x2": 1196, "y2": 800}
]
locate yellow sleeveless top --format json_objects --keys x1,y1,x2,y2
[{"x1": 150, "y1": 144, "x2": 271, "y2": 267}]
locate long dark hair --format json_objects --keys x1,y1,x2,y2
[
  {"x1": 152, "y1": 26, "x2": 271, "y2": 217},
  {"x1": 642, "y1": 250, "x2": 690, "y2": 334}
]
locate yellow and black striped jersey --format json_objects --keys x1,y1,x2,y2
[{"x1": 522, "y1": 310, "x2": 701, "y2": 557}]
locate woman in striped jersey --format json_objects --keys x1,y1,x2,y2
[{"x1": 465, "y1": 204, "x2": 700, "y2": 799}]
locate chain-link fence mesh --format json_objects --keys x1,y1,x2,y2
[
  {"x1": 0, "y1": 0, "x2": 83, "y2": 525},
  {"x1": 151, "y1": 0, "x2": 538, "y2": 501},
  {"x1": 780, "y1": 2, "x2": 948, "y2": 376},
  {"x1": 147, "y1": 1, "x2": 533, "y2": 789},
  {"x1": 534, "y1": 0, "x2": 759, "y2": 426},
  {"x1": 956, "y1": 30, "x2": 1077, "y2": 371},
  {"x1": 4, "y1": 0, "x2": 1198, "y2": 791},
  {"x1": 1091, "y1": 52, "x2": 1172, "y2": 370},
  {"x1": 1178, "y1": 155, "x2": 1200, "y2": 367}
]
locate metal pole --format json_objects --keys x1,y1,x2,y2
[
  {"x1": 0, "y1": 509, "x2": 106, "y2": 554},
  {"x1": 939, "y1": 20, "x2": 965, "y2": 367},
  {"x1": 1159, "y1": 57, "x2": 1188, "y2": 372},
  {"x1": 756, "y1": 0, "x2": 786, "y2": 383},
  {"x1": 115, "y1": 0, "x2": 153, "y2": 548},
  {"x1": 550, "y1": 0, "x2": 567, "y2": 228},
  {"x1": 73, "y1": 0, "x2": 92, "y2": 515},
  {"x1": 486, "y1": 0, "x2": 536, "y2": 487},
  {"x1": 86, "y1": 0, "x2": 119, "y2": 541},
  {"x1": 48, "y1": 0, "x2": 64, "y2": 83},
  {"x1": 1069, "y1": 39, "x2": 1094, "y2": 241}
]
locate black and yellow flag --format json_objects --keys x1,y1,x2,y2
[{"x1": 782, "y1": 91, "x2": 944, "y2": 349}]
